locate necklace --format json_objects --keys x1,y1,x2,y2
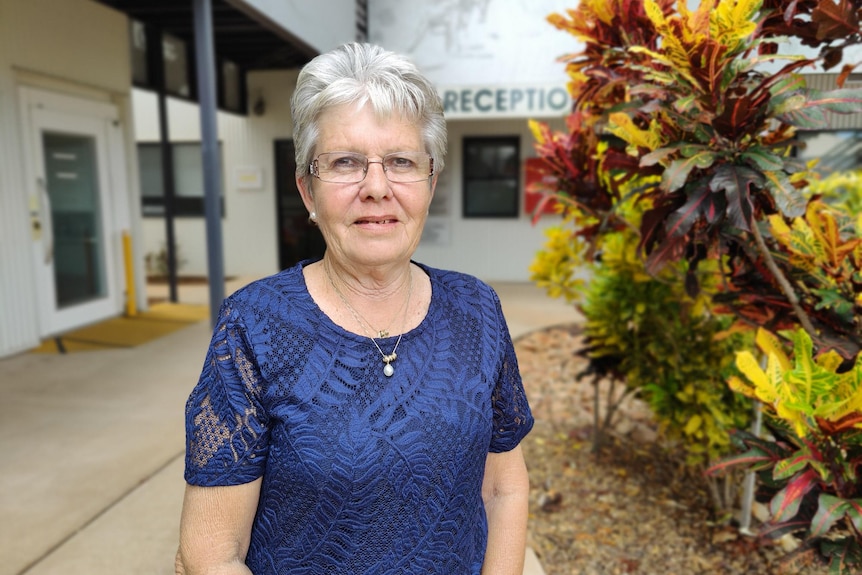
[{"x1": 324, "y1": 260, "x2": 413, "y2": 377}]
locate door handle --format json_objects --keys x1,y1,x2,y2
[{"x1": 37, "y1": 177, "x2": 54, "y2": 264}]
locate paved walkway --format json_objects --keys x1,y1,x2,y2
[{"x1": 0, "y1": 276, "x2": 580, "y2": 575}]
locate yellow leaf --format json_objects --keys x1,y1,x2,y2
[
  {"x1": 607, "y1": 112, "x2": 664, "y2": 152},
  {"x1": 684, "y1": 414, "x2": 703, "y2": 435},
  {"x1": 643, "y1": 0, "x2": 668, "y2": 28},
  {"x1": 583, "y1": 0, "x2": 616, "y2": 25},
  {"x1": 736, "y1": 350, "x2": 770, "y2": 390},
  {"x1": 528, "y1": 119, "x2": 547, "y2": 146},
  {"x1": 710, "y1": 0, "x2": 760, "y2": 51},
  {"x1": 727, "y1": 375, "x2": 757, "y2": 398},
  {"x1": 755, "y1": 328, "x2": 790, "y2": 371},
  {"x1": 816, "y1": 350, "x2": 843, "y2": 373},
  {"x1": 768, "y1": 214, "x2": 792, "y2": 245}
]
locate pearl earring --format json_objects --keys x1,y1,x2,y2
[{"x1": 309, "y1": 211, "x2": 317, "y2": 222}]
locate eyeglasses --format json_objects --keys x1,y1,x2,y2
[{"x1": 310, "y1": 151, "x2": 434, "y2": 184}]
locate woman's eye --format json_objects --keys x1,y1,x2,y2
[
  {"x1": 331, "y1": 156, "x2": 362, "y2": 169},
  {"x1": 387, "y1": 156, "x2": 415, "y2": 169}
]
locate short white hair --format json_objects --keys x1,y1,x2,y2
[{"x1": 291, "y1": 42, "x2": 447, "y2": 185}]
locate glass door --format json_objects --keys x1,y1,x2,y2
[{"x1": 31, "y1": 109, "x2": 120, "y2": 335}]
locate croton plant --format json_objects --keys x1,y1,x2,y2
[{"x1": 529, "y1": 0, "x2": 862, "y2": 570}]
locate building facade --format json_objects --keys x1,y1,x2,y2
[
  {"x1": 0, "y1": 0, "x2": 357, "y2": 358},
  {"x1": 135, "y1": 0, "x2": 577, "y2": 285}
]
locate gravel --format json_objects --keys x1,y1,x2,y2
[{"x1": 516, "y1": 325, "x2": 830, "y2": 575}]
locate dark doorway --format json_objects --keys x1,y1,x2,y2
[{"x1": 275, "y1": 140, "x2": 325, "y2": 270}]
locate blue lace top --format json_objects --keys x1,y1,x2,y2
[{"x1": 184, "y1": 260, "x2": 533, "y2": 574}]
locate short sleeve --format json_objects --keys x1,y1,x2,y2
[
  {"x1": 489, "y1": 292, "x2": 534, "y2": 453},
  {"x1": 184, "y1": 300, "x2": 270, "y2": 486}
]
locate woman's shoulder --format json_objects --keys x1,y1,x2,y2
[
  {"x1": 417, "y1": 262, "x2": 499, "y2": 306},
  {"x1": 222, "y1": 262, "x2": 311, "y2": 316}
]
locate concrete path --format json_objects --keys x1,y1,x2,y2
[{"x1": 0, "y1": 277, "x2": 580, "y2": 575}]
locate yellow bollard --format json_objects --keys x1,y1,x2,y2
[{"x1": 123, "y1": 231, "x2": 137, "y2": 317}]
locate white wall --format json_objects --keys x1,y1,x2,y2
[
  {"x1": 369, "y1": 0, "x2": 578, "y2": 87},
  {"x1": 6, "y1": 0, "x2": 130, "y2": 94},
  {"x1": 134, "y1": 69, "x2": 298, "y2": 278},
  {"x1": 232, "y1": 0, "x2": 358, "y2": 53}
]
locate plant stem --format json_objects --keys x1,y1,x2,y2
[
  {"x1": 592, "y1": 373, "x2": 602, "y2": 454},
  {"x1": 749, "y1": 221, "x2": 819, "y2": 338}
]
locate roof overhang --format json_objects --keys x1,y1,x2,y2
[{"x1": 94, "y1": 0, "x2": 316, "y2": 70}]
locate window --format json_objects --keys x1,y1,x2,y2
[
  {"x1": 462, "y1": 137, "x2": 520, "y2": 218},
  {"x1": 163, "y1": 33, "x2": 191, "y2": 98},
  {"x1": 138, "y1": 143, "x2": 224, "y2": 217},
  {"x1": 130, "y1": 20, "x2": 149, "y2": 86},
  {"x1": 222, "y1": 60, "x2": 243, "y2": 113}
]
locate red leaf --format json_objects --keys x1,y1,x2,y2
[
  {"x1": 771, "y1": 468, "x2": 820, "y2": 522},
  {"x1": 812, "y1": 0, "x2": 859, "y2": 41}
]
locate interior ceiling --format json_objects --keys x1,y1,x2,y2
[{"x1": 95, "y1": 0, "x2": 315, "y2": 70}]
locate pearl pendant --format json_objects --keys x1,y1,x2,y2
[{"x1": 383, "y1": 362, "x2": 394, "y2": 377}]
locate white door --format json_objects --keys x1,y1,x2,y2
[{"x1": 29, "y1": 106, "x2": 122, "y2": 336}]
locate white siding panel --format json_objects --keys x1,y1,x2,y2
[{"x1": 0, "y1": 77, "x2": 40, "y2": 357}]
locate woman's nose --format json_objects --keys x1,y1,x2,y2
[{"x1": 361, "y1": 160, "x2": 392, "y2": 198}]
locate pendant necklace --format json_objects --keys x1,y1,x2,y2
[{"x1": 324, "y1": 260, "x2": 413, "y2": 377}]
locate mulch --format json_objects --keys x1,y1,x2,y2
[{"x1": 515, "y1": 324, "x2": 830, "y2": 575}]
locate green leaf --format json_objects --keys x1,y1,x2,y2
[
  {"x1": 846, "y1": 499, "x2": 862, "y2": 533},
  {"x1": 780, "y1": 88, "x2": 862, "y2": 129},
  {"x1": 807, "y1": 88, "x2": 862, "y2": 114},
  {"x1": 813, "y1": 289, "x2": 856, "y2": 322},
  {"x1": 774, "y1": 446, "x2": 816, "y2": 480},
  {"x1": 763, "y1": 170, "x2": 807, "y2": 218},
  {"x1": 706, "y1": 446, "x2": 775, "y2": 475},
  {"x1": 641, "y1": 146, "x2": 681, "y2": 167},
  {"x1": 741, "y1": 148, "x2": 786, "y2": 172},
  {"x1": 780, "y1": 105, "x2": 828, "y2": 129},
  {"x1": 810, "y1": 493, "x2": 849, "y2": 537},
  {"x1": 760, "y1": 518, "x2": 810, "y2": 540},
  {"x1": 662, "y1": 152, "x2": 717, "y2": 193}
]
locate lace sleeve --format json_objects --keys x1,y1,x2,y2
[
  {"x1": 184, "y1": 300, "x2": 270, "y2": 486},
  {"x1": 489, "y1": 293, "x2": 534, "y2": 453}
]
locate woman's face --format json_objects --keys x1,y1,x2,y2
[{"x1": 297, "y1": 102, "x2": 437, "y2": 271}]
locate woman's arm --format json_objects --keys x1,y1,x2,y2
[
  {"x1": 481, "y1": 444, "x2": 530, "y2": 575},
  {"x1": 175, "y1": 478, "x2": 262, "y2": 575}
]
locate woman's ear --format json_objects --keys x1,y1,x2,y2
[{"x1": 297, "y1": 175, "x2": 315, "y2": 214}]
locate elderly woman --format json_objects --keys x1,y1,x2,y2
[{"x1": 176, "y1": 42, "x2": 533, "y2": 575}]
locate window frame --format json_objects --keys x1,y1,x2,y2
[{"x1": 138, "y1": 141, "x2": 225, "y2": 218}]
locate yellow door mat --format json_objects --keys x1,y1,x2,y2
[{"x1": 31, "y1": 303, "x2": 210, "y2": 354}]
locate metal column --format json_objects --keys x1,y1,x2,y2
[{"x1": 193, "y1": 0, "x2": 225, "y2": 326}]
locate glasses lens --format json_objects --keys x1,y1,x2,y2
[
  {"x1": 315, "y1": 152, "x2": 367, "y2": 183},
  {"x1": 382, "y1": 152, "x2": 433, "y2": 183}
]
